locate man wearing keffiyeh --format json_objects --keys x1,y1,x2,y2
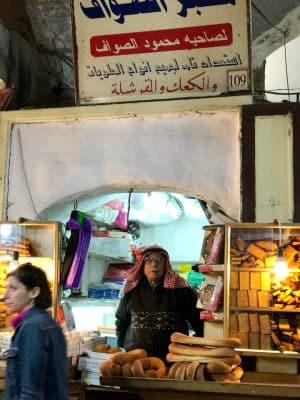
[{"x1": 115, "y1": 245, "x2": 203, "y2": 361}]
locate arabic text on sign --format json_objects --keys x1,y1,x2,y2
[
  {"x1": 86, "y1": 53, "x2": 243, "y2": 79},
  {"x1": 90, "y1": 24, "x2": 232, "y2": 57},
  {"x1": 80, "y1": 0, "x2": 236, "y2": 24},
  {"x1": 110, "y1": 72, "x2": 218, "y2": 96}
]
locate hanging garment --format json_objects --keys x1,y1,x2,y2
[
  {"x1": 61, "y1": 210, "x2": 80, "y2": 284},
  {"x1": 62, "y1": 210, "x2": 92, "y2": 289}
]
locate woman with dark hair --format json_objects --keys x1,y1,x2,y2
[
  {"x1": 115, "y1": 245, "x2": 203, "y2": 361},
  {"x1": 3, "y1": 263, "x2": 69, "y2": 400}
]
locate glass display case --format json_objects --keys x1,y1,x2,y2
[
  {"x1": 0, "y1": 221, "x2": 62, "y2": 326},
  {"x1": 224, "y1": 223, "x2": 300, "y2": 357}
]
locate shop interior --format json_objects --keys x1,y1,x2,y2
[{"x1": 41, "y1": 190, "x2": 217, "y2": 337}]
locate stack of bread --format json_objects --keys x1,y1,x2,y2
[
  {"x1": 100, "y1": 348, "x2": 167, "y2": 378},
  {"x1": 166, "y1": 332, "x2": 243, "y2": 383}
]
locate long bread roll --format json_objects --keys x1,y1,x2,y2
[
  {"x1": 169, "y1": 343, "x2": 237, "y2": 358},
  {"x1": 166, "y1": 353, "x2": 241, "y2": 365},
  {"x1": 170, "y1": 332, "x2": 241, "y2": 348}
]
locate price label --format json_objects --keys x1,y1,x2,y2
[{"x1": 227, "y1": 70, "x2": 249, "y2": 92}]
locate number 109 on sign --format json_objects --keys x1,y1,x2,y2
[{"x1": 227, "y1": 70, "x2": 249, "y2": 92}]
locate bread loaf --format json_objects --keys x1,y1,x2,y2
[
  {"x1": 247, "y1": 243, "x2": 267, "y2": 260},
  {"x1": 256, "y1": 240, "x2": 277, "y2": 252}
]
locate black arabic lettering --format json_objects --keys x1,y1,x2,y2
[
  {"x1": 109, "y1": 0, "x2": 167, "y2": 24},
  {"x1": 176, "y1": 0, "x2": 235, "y2": 18},
  {"x1": 181, "y1": 57, "x2": 198, "y2": 70},
  {"x1": 80, "y1": 0, "x2": 111, "y2": 19}
]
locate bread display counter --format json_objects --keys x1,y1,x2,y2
[
  {"x1": 98, "y1": 376, "x2": 300, "y2": 400},
  {"x1": 84, "y1": 331, "x2": 300, "y2": 400}
]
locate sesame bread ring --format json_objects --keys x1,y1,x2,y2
[
  {"x1": 174, "y1": 361, "x2": 189, "y2": 380},
  {"x1": 131, "y1": 357, "x2": 166, "y2": 378},
  {"x1": 110, "y1": 362, "x2": 122, "y2": 376},
  {"x1": 195, "y1": 363, "x2": 206, "y2": 381},
  {"x1": 211, "y1": 366, "x2": 244, "y2": 382},
  {"x1": 185, "y1": 361, "x2": 199, "y2": 380},
  {"x1": 110, "y1": 348, "x2": 148, "y2": 365},
  {"x1": 131, "y1": 358, "x2": 152, "y2": 377},
  {"x1": 170, "y1": 332, "x2": 241, "y2": 348},
  {"x1": 145, "y1": 369, "x2": 158, "y2": 378},
  {"x1": 99, "y1": 361, "x2": 112, "y2": 376},
  {"x1": 168, "y1": 362, "x2": 184, "y2": 379},
  {"x1": 147, "y1": 357, "x2": 166, "y2": 378},
  {"x1": 121, "y1": 362, "x2": 133, "y2": 377},
  {"x1": 206, "y1": 361, "x2": 234, "y2": 374}
]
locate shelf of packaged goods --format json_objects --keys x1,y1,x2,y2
[{"x1": 198, "y1": 264, "x2": 224, "y2": 273}]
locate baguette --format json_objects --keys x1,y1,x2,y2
[
  {"x1": 170, "y1": 332, "x2": 241, "y2": 348},
  {"x1": 168, "y1": 342, "x2": 237, "y2": 358}
]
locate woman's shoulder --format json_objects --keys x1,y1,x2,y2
[{"x1": 23, "y1": 307, "x2": 57, "y2": 326}]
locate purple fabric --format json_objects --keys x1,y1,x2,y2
[
  {"x1": 10, "y1": 308, "x2": 31, "y2": 329},
  {"x1": 64, "y1": 215, "x2": 92, "y2": 289}
]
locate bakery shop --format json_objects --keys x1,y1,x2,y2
[
  {"x1": 0, "y1": 99, "x2": 300, "y2": 399},
  {"x1": 1, "y1": 1, "x2": 300, "y2": 398}
]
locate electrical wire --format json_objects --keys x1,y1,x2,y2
[
  {"x1": 251, "y1": 1, "x2": 291, "y2": 101},
  {"x1": 17, "y1": 128, "x2": 38, "y2": 216}
]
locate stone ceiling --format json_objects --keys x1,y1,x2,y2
[{"x1": 1, "y1": 0, "x2": 300, "y2": 109}]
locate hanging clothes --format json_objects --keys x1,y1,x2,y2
[{"x1": 62, "y1": 210, "x2": 92, "y2": 289}]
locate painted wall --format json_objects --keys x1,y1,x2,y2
[{"x1": 3, "y1": 107, "x2": 241, "y2": 221}]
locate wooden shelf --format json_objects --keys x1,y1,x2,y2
[
  {"x1": 231, "y1": 266, "x2": 300, "y2": 272},
  {"x1": 230, "y1": 306, "x2": 300, "y2": 313},
  {"x1": 238, "y1": 349, "x2": 300, "y2": 359}
]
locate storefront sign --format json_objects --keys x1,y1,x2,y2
[{"x1": 72, "y1": 0, "x2": 251, "y2": 104}]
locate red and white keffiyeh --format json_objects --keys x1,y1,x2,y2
[{"x1": 122, "y1": 245, "x2": 190, "y2": 295}]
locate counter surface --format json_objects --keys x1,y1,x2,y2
[{"x1": 99, "y1": 375, "x2": 300, "y2": 400}]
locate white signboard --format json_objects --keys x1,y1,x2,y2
[{"x1": 72, "y1": 0, "x2": 251, "y2": 104}]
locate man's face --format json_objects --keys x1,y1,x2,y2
[{"x1": 143, "y1": 253, "x2": 166, "y2": 285}]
